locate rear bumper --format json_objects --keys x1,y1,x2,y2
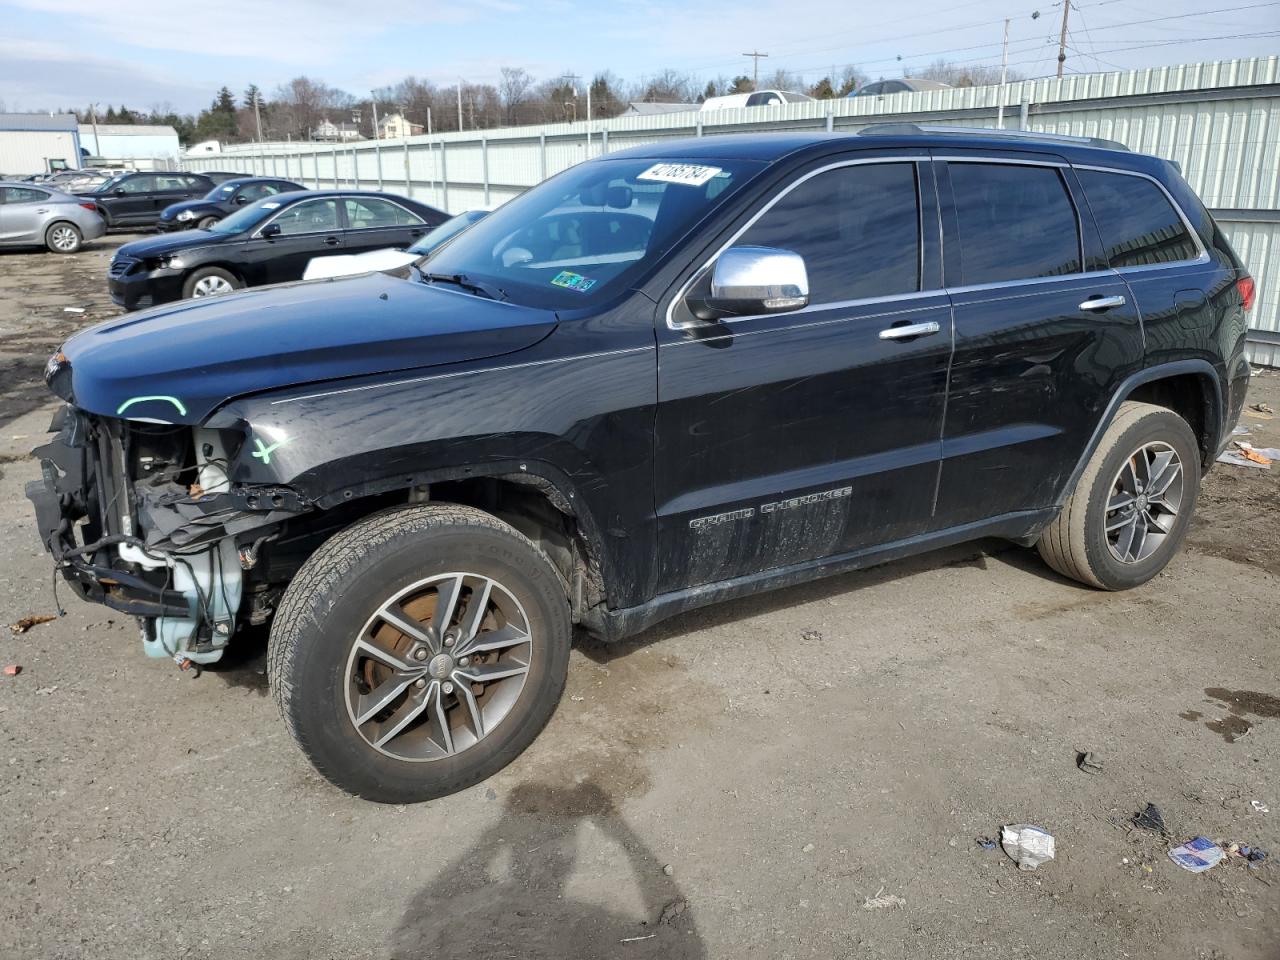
[{"x1": 79, "y1": 217, "x2": 107, "y2": 242}]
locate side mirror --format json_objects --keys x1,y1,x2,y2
[
  {"x1": 695, "y1": 246, "x2": 809, "y2": 318},
  {"x1": 233, "y1": 195, "x2": 249, "y2": 205},
  {"x1": 260, "y1": 222, "x2": 282, "y2": 238},
  {"x1": 113, "y1": 187, "x2": 126, "y2": 196}
]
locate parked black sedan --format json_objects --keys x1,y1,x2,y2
[
  {"x1": 80, "y1": 171, "x2": 215, "y2": 229},
  {"x1": 108, "y1": 190, "x2": 448, "y2": 310},
  {"x1": 157, "y1": 177, "x2": 306, "y2": 231}
]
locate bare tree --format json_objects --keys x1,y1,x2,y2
[
  {"x1": 916, "y1": 58, "x2": 1015, "y2": 87},
  {"x1": 272, "y1": 76, "x2": 355, "y2": 140},
  {"x1": 632, "y1": 69, "x2": 695, "y2": 103},
  {"x1": 836, "y1": 65, "x2": 867, "y2": 96},
  {"x1": 498, "y1": 67, "x2": 534, "y2": 124},
  {"x1": 763, "y1": 68, "x2": 805, "y2": 93}
]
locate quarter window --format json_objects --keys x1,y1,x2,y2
[
  {"x1": 948, "y1": 163, "x2": 1082, "y2": 285},
  {"x1": 344, "y1": 197, "x2": 423, "y2": 229},
  {"x1": 1078, "y1": 169, "x2": 1200, "y2": 267},
  {"x1": 734, "y1": 162, "x2": 921, "y2": 304},
  {"x1": 269, "y1": 198, "x2": 339, "y2": 235}
]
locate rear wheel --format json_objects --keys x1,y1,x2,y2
[
  {"x1": 196, "y1": 215, "x2": 219, "y2": 230},
  {"x1": 182, "y1": 266, "x2": 240, "y2": 299},
  {"x1": 1037, "y1": 400, "x2": 1200, "y2": 590},
  {"x1": 269, "y1": 504, "x2": 571, "y2": 803},
  {"x1": 45, "y1": 222, "x2": 81, "y2": 253}
]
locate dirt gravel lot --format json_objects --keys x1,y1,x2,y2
[{"x1": 1, "y1": 236, "x2": 1278, "y2": 960}]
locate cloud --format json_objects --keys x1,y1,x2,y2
[{"x1": 0, "y1": 40, "x2": 212, "y2": 111}]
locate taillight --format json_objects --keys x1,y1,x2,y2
[
  {"x1": 1237, "y1": 275, "x2": 1255, "y2": 312},
  {"x1": 79, "y1": 202, "x2": 98, "y2": 212}
]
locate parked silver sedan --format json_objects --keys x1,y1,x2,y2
[{"x1": 0, "y1": 181, "x2": 107, "y2": 253}]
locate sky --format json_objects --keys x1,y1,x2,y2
[{"x1": 1, "y1": 0, "x2": 1278, "y2": 115}]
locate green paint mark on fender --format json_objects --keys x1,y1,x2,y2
[
  {"x1": 251, "y1": 437, "x2": 289, "y2": 465},
  {"x1": 116, "y1": 395, "x2": 188, "y2": 417}
]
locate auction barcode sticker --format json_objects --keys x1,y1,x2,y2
[{"x1": 637, "y1": 163, "x2": 722, "y2": 187}]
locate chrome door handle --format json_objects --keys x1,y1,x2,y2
[
  {"x1": 324, "y1": 236, "x2": 341, "y2": 246},
  {"x1": 1079, "y1": 295, "x2": 1126, "y2": 311},
  {"x1": 879, "y1": 321, "x2": 941, "y2": 341}
]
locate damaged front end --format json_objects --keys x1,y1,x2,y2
[{"x1": 26, "y1": 404, "x2": 309, "y2": 664}]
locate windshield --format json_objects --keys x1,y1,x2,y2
[
  {"x1": 207, "y1": 195, "x2": 280, "y2": 234},
  {"x1": 422, "y1": 157, "x2": 764, "y2": 308},
  {"x1": 92, "y1": 174, "x2": 126, "y2": 193},
  {"x1": 204, "y1": 182, "x2": 238, "y2": 201},
  {"x1": 409, "y1": 210, "x2": 490, "y2": 257}
]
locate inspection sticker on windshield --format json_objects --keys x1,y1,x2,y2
[
  {"x1": 637, "y1": 163, "x2": 722, "y2": 187},
  {"x1": 550, "y1": 270, "x2": 597, "y2": 293}
]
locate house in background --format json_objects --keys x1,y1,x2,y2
[
  {"x1": 79, "y1": 123, "x2": 180, "y2": 165},
  {"x1": 312, "y1": 118, "x2": 363, "y2": 142},
  {"x1": 377, "y1": 113, "x2": 425, "y2": 139},
  {"x1": 0, "y1": 113, "x2": 81, "y2": 176}
]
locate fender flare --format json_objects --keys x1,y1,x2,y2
[{"x1": 1055, "y1": 359, "x2": 1222, "y2": 509}]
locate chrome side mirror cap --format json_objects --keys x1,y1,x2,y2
[{"x1": 702, "y1": 246, "x2": 809, "y2": 318}]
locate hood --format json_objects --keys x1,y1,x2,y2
[
  {"x1": 115, "y1": 230, "x2": 228, "y2": 260},
  {"x1": 159, "y1": 199, "x2": 222, "y2": 220},
  {"x1": 60, "y1": 272, "x2": 558, "y2": 425}
]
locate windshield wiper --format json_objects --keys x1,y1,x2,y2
[{"x1": 418, "y1": 269, "x2": 508, "y2": 302}]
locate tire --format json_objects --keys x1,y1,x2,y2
[
  {"x1": 269, "y1": 504, "x2": 571, "y2": 803},
  {"x1": 45, "y1": 221, "x2": 82, "y2": 254},
  {"x1": 1037, "y1": 400, "x2": 1201, "y2": 590},
  {"x1": 196, "y1": 215, "x2": 219, "y2": 230},
  {"x1": 181, "y1": 266, "x2": 241, "y2": 300}
]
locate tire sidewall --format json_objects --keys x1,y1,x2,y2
[
  {"x1": 197, "y1": 215, "x2": 219, "y2": 230},
  {"x1": 281, "y1": 518, "x2": 570, "y2": 802},
  {"x1": 1078, "y1": 410, "x2": 1201, "y2": 589}
]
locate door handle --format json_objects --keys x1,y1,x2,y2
[
  {"x1": 879, "y1": 321, "x2": 941, "y2": 341},
  {"x1": 1079, "y1": 295, "x2": 1126, "y2": 311},
  {"x1": 324, "y1": 236, "x2": 341, "y2": 246}
]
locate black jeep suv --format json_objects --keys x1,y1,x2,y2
[
  {"x1": 28, "y1": 128, "x2": 1253, "y2": 803},
  {"x1": 80, "y1": 171, "x2": 215, "y2": 229}
]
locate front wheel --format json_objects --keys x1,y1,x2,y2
[
  {"x1": 196, "y1": 215, "x2": 219, "y2": 230},
  {"x1": 269, "y1": 504, "x2": 571, "y2": 803},
  {"x1": 182, "y1": 266, "x2": 241, "y2": 299},
  {"x1": 1037, "y1": 400, "x2": 1201, "y2": 590}
]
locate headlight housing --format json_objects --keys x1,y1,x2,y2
[{"x1": 176, "y1": 210, "x2": 195, "y2": 221}]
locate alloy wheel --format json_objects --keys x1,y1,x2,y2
[
  {"x1": 49, "y1": 225, "x2": 78, "y2": 252},
  {"x1": 344, "y1": 572, "x2": 533, "y2": 762},
  {"x1": 191, "y1": 275, "x2": 233, "y2": 297},
  {"x1": 1103, "y1": 441, "x2": 1184, "y2": 563}
]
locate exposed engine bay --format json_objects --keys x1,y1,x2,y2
[{"x1": 27, "y1": 405, "x2": 314, "y2": 665}]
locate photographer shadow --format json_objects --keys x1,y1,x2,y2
[{"x1": 387, "y1": 780, "x2": 705, "y2": 960}]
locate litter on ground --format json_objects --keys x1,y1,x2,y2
[
  {"x1": 1076, "y1": 750, "x2": 1104, "y2": 775},
  {"x1": 1000, "y1": 824, "x2": 1055, "y2": 871},
  {"x1": 1132, "y1": 803, "x2": 1168, "y2": 835},
  {"x1": 862, "y1": 887, "x2": 907, "y2": 910},
  {"x1": 10, "y1": 614, "x2": 58, "y2": 635},
  {"x1": 1217, "y1": 450, "x2": 1271, "y2": 469},
  {"x1": 1168, "y1": 837, "x2": 1225, "y2": 873},
  {"x1": 3, "y1": 664, "x2": 21, "y2": 676}
]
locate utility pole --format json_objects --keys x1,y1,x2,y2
[
  {"x1": 742, "y1": 50, "x2": 769, "y2": 90},
  {"x1": 252, "y1": 90, "x2": 263, "y2": 142},
  {"x1": 457, "y1": 80, "x2": 464, "y2": 132},
  {"x1": 997, "y1": 18, "x2": 1011, "y2": 128},
  {"x1": 1056, "y1": 0, "x2": 1071, "y2": 78}
]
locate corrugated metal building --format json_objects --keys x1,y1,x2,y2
[
  {"x1": 0, "y1": 113, "x2": 81, "y2": 176},
  {"x1": 184, "y1": 56, "x2": 1280, "y2": 364},
  {"x1": 80, "y1": 124, "x2": 180, "y2": 165}
]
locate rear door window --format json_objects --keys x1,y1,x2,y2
[
  {"x1": 118, "y1": 175, "x2": 158, "y2": 194},
  {"x1": 1077, "y1": 169, "x2": 1200, "y2": 267},
  {"x1": 948, "y1": 162, "x2": 1082, "y2": 285},
  {"x1": 734, "y1": 161, "x2": 921, "y2": 304},
  {"x1": 344, "y1": 197, "x2": 423, "y2": 229},
  {"x1": 2, "y1": 187, "x2": 49, "y2": 204}
]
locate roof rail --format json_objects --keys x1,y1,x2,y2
[{"x1": 856, "y1": 122, "x2": 1129, "y2": 152}]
